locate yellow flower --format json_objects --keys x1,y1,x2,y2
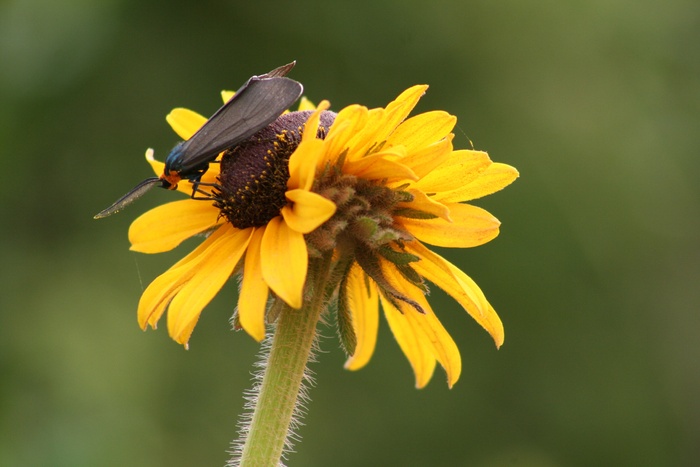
[
  {"x1": 130, "y1": 94, "x2": 336, "y2": 346},
  {"x1": 130, "y1": 86, "x2": 518, "y2": 388}
]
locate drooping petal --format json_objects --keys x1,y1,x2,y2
[
  {"x1": 137, "y1": 224, "x2": 248, "y2": 331},
  {"x1": 129, "y1": 200, "x2": 221, "y2": 253},
  {"x1": 166, "y1": 224, "x2": 253, "y2": 346},
  {"x1": 413, "y1": 149, "x2": 491, "y2": 194},
  {"x1": 238, "y1": 227, "x2": 268, "y2": 342},
  {"x1": 399, "y1": 203, "x2": 500, "y2": 248},
  {"x1": 344, "y1": 264, "x2": 380, "y2": 371},
  {"x1": 381, "y1": 258, "x2": 462, "y2": 387},
  {"x1": 260, "y1": 217, "x2": 307, "y2": 309},
  {"x1": 380, "y1": 293, "x2": 436, "y2": 389},
  {"x1": 166, "y1": 108, "x2": 207, "y2": 140},
  {"x1": 386, "y1": 110, "x2": 456, "y2": 153},
  {"x1": 281, "y1": 189, "x2": 336, "y2": 234},
  {"x1": 405, "y1": 240, "x2": 504, "y2": 347},
  {"x1": 433, "y1": 162, "x2": 520, "y2": 203}
]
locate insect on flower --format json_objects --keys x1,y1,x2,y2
[{"x1": 94, "y1": 62, "x2": 304, "y2": 219}]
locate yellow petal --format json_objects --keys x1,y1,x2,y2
[
  {"x1": 129, "y1": 200, "x2": 221, "y2": 253},
  {"x1": 434, "y1": 162, "x2": 520, "y2": 203},
  {"x1": 390, "y1": 135, "x2": 453, "y2": 181},
  {"x1": 381, "y1": 259, "x2": 462, "y2": 387},
  {"x1": 288, "y1": 138, "x2": 324, "y2": 191},
  {"x1": 399, "y1": 189, "x2": 451, "y2": 222},
  {"x1": 238, "y1": 227, "x2": 268, "y2": 342},
  {"x1": 145, "y1": 148, "x2": 164, "y2": 176},
  {"x1": 413, "y1": 149, "x2": 491, "y2": 194},
  {"x1": 137, "y1": 224, "x2": 243, "y2": 330},
  {"x1": 344, "y1": 107, "x2": 386, "y2": 162},
  {"x1": 221, "y1": 90, "x2": 235, "y2": 103},
  {"x1": 405, "y1": 240, "x2": 504, "y2": 347},
  {"x1": 260, "y1": 217, "x2": 307, "y2": 309},
  {"x1": 281, "y1": 189, "x2": 336, "y2": 234},
  {"x1": 374, "y1": 85, "x2": 429, "y2": 143},
  {"x1": 399, "y1": 203, "x2": 500, "y2": 248},
  {"x1": 166, "y1": 108, "x2": 207, "y2": 140},
  {"x1": 344, "y1": 265, "x2": 380, "y2": 371},
  {"x1": 297, "y1": 96, "x2": 316, "y2": 111},
  {"x1": 166, "y1": 224, "x2": 253, "y2": 346},
  {"x1": 323, "y1": 105, "x2": 368, "y2": 165},
  {"x1": 380, "y1": 293, "x2": 436, "y2": 389},
  {"x1": 387, "y1": 111, "x2": 456, "y2": 152},
  {"x1": 343, "y1": 151, "x2": 417, "y2": 181}
]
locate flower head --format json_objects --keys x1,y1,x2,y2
[{"x1": 129, "y1": 85, "x2": 518, "y2": 387}]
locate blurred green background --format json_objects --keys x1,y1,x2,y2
[{"x1": 1, "y1": 0, "x2": 698, "y2": 465}]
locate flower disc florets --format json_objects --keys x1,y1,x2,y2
[{"x1": 214, "y1": 110, "x2": 336, "y2": 229}]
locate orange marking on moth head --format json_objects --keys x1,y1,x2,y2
[{"x1": 160, "y1": 172, "x2": 182, "y2": 190}]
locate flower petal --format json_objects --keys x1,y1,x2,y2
[
  {"x1": 391, "y1": 135, "x2": 453, "y2": 182},
  {"x1": 166, "y1": 224, "x2": 253, "y2": 346},
  {"x1": 129, "y1": 200, "x2": 221, "y2": 253},
  {"x1": 137, "y1": 224, "x2": 247, "y2": 330},
  {"x1": 344, "y1": 264, "x2": 380, "y2": 371},
  {"x1": 380, "y1": 293, "x2": 436, "y2": 389},
  {"x1": 343, "y1": 150, "x2": 417, "y2": 181},
  {"x1": 238, "y1": 227, "x2": 268, "y2": 342},
  {"x1": 433, "y1": 162, "x2": 520, "y2": 203},
  {"x1": 381, "y1": 258, "x2": 462, "y2": 387},
  {"x1": 399, "y1": 203, "x2": 500, "y2": 248},
  {"x1": 413, "y1": 149, "x2": 491, "y2": 194},
  {"x1": 375, "y1": 85, "x2": 429, "y2": 142},
  {"x1": 324, "y1": 105, "x2": 368, "y2": 165},
  {"x1": 281, "y1": 189, "x2": 336, "y2": 234},
  {"x1": 166, "y1": 108, "x2": 207, "y2": 140},
  {"x1": 288, "y1": 138, "x2": 324, "y2": 191},
  {"x1": 405, "y1": 240, "x2": 504, "y2": 347},
  {"x1": 399, "y1": 189, "x2": 451, "y2": 222},
  {"x1": 387, "y1": 111, "x2": 456, "y2": 153},
  {"x1": 221, "y1": 90, "x2": 235, "y2": 103},
  {"x1": 260, "y1": 217, "x2": 307, "y2": 309},
  {"x1": 297, "y1": 96, "x2": 316, "y2": 111}
]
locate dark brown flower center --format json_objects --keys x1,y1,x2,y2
[{"x1": 214, "y1": 110, "x2": 336, "y2": 229}]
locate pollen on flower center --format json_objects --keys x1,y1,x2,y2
[{"x1": 214, "y1": 110, "x2": 335, "y2": 229}]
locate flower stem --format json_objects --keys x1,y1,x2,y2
[{"x1": 237, "y1": 254, "x2": 332, "y2": 466}]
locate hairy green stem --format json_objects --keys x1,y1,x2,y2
[{"x1": 237, "y1": 254, "x2": 332, "y2": 466}]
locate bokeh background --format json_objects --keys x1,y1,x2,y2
[{"x1": 1, "y1": 0, "x2": 698, "y2": 465}]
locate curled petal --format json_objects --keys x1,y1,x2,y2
[
  {"x1": 238, "y1": 227, "x2": 268, "y2": 342},
  {"x1": 376, "y1": 85, "x2": 429, "y2": 143},
  {"x1": 166, "y1": 108, "x2": 207, "y2": 140},
  {"x1": 399, "y1": 203, "x2": 500, "y2": 248},
  {"x1": 324, "y1": 105, "x2": 369, "y2": 165},
  {"x1": 129, "y1": 200, "x2": 221, "y2": 253},
  {"x1": 260, "y1": 217, "x2": 307, "y2": 309},
  {"x1": 344, "y1": 265, "x2": 380, "y2": 371},
  {"x1": 281, "y1": 189, "x2": 336, "y2": 234}
]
